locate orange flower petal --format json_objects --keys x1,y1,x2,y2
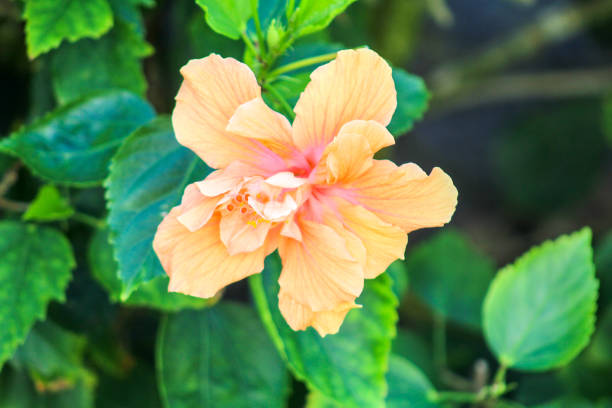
[
  {"x1": 278, "y1": 291, "x2": 359, "y2": 336},
  {"x1": 173, "y1": 54, "x2": 284, "y2": 172},
  {"x1": 153, "y1": 212, "x2": 265, "y2": 298},
  {"x1": 176, "y1": 184, "x2": 220, "y2": 232},
  {"x1": 346, "y1": 160, "x2": 458, "y2": 233},
  {"x1": 292, "y1": 49, "x2": 396, "y2": 151},
  {"x1": 336, "y1": 201, "x2": 407, "y2": 279},
  {"x1": 320, "y1": 120, "x2": 395, "y2": 184},
  {"x1": 278, "y1": 219, "x2": 364, "y2": 312},
  {"x1": 226, "y1": 97, "x2": 296, "y2": 159},
  {"x1": 219, "y1": 211, "x2": 272, "y2": 255}
]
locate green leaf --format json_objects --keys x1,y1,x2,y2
[
  {"x1": 23, "y1": 185, "x2": 74, "y2": 222},
  {"x1": 24, "y1": 0, "x2": 113, "y2": 58},
  {"x1": 0, "y1": 368, "x2": 93, "y2": 408},
  {"x1": 0, "y1": 91, "x2": 155, "y2": 186},
  {"x1": 392, "y1": 329, "x2": 434, "y2": 377},
  {"x1": 483, "y1": 228, "x2": 598, "y2": 370},
  {"x1": 405, "y1": 230, "x2": 495, "y2": 328},
  {"x1": 291, "y1": 0, "x2": 358, "y2": 39},
  {"x1": 105, "y1": 117, "x2": 211, "y2": 294},
  {"x1": 386, "y1": 260, "x2": 409, "y2": 300},
  {"x1": 249, "y1": 254, "x2": 398, "y2": 408},
  {"x1": 386, "y1": 355, "x2": 439, "y2": 408},
  {"x1": 51, "y1": 1, "x2": 154, "y2": 104},
  {"x1": 156, "y1": 303, "x2": 289, "y2": 408},
  {"x1": 195, "y1": 0, "x2": 252, "y2": 40},
  {"x1": 11, "y1": 321, "x2": 93, "y2": 391},
  {"x1": 388, "y1": 68, "x2": 429, "y2": 136},
  {"x1": 88, "y1": 228, "x2": 208, "y2": 311},
  {"x1": 0, "y1": 221, "x2": 75, "y2": 368},
  {"x1": 306, "y1": 355, "x2": 439, "y2": 408}
]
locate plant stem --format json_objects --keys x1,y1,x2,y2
[
  {"x1": 0, "y1": 197, "x2": 28, "y2": 212},
  {"x1": 265, "y1": 84, "x2": 295, "y2": 120},
  {"x1": 434, "y1": 390, "x2": 481, "y2": 404},
  {"x1": 72, "y1": 212, "x2": 105, "y2": 229},
  {"x1": 241, "y1": 31, "x2": 258, "y2": 57},
  {"x1": 493, "y1": 362, "x2": 507, "y2": 387},
  {"x1": 267, "y1": 52, "x2": 338, "y2": 79},
  {"x1": 250, "y1": 0, "x2": 266, "y2": 58}
]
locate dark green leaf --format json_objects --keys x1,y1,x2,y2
[
  {"x1": 105, "y1": 117, "x2": 211, "y2": 294},
  {"x1": 195, "y1": 0, "x2": 252, "y2": 40},
  {"x1": 0, "y1": 91, "x2": 155, "y2": 186},
  {"x1": 0, "y1": 368, "x2": 93, "y2": 408},
  {"x1": 156, "y1": 303, "x2": 289, "y2": 408},
  {"x1": 392, "y1": 329, "x2": 434, "y2": 377},
  {"x1": 483, "y1": 228, "x2": 598, "y2": 370},
  {"x1": 88, "y1": 228, "x2": 208, "y2": 311},
  {"x1": 386, "y1": 355, "x2": 439, "y2": 408},
  {"x1": 24, "y1": 0, "x2": 113, "y2": 58},
  {"x1": 249, "y1": 254, "x2": 398, "y2": 408},
  {"x1": 0, "y1": 221, "x2": 74, "y2": 368},
  {"x1": 11, "y1": 321, "x2": 93, "y2": 391},
  {"x1": 405, "y1": 230, "x2": 495, "y2": 328},
  {"x1": 22, "y1": 185, "x2": 74, "y2": 222}
]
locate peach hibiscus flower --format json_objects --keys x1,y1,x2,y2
[{"x1": 153, "y1": 48, "x2": 458, "y2": 336}]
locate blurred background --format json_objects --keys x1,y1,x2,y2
[{"x1": 1, "y1": 0, "x2": 612, "y2": 406}]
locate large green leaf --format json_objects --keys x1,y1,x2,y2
[
  {"x1": 0, "y1": 91, "x2": 155, "y2": 186},
  {"x1": 51, "y1": 1, "x2": 153, "y2": 104},
  {"x1": 249, "y1": 254, "x2": 398, "y2": 408},
  {"x1": 483, "y1": 228, "x2": 598, "y2": 370},
  {"x1": 0, "y1": 221, "x2": 74, "y2": 368},
  {"x1": 291, "y1": 0, "x2": 358, "y2": 39},
  {"x1": 405, "y1": 230, "x2": 495, "y2": 328},
  {"x1": 11, "y1": 321, "x2": 93, "y2": 391},
  {"x1": 88, "y1": 228, "x2": 207, "y2": 311},
  {"x1": 195, "y1": 0, "x2": 252, "y2": 40},
  {"x1": 0, "y1": 368, "x2": 93, "y2": 408},
  {"x1": 306, "y1": 354, "x2": 439, "y2": 408},
  {"x1": 156, "y1": 303, "x2": 289, "y2": 408},
  {"x1": 22, "y1": 185, "x2": 74, "y2": 222},
  {"x1": 24, "y1": 0, "x2": 113, "y2": 58},
  {"x1": 105, "y1": 117, "x2": 210, "y2": 295}
]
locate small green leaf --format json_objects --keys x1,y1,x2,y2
[
  {"x1": 156, "y1": 303, "x2": 289, "y2": 408},
  {"x1": 405, "y1": 230, "x2": 495, "y2": 328},
  {"x1": 0, "y1": 221, "x2": 75, "y2": 368},
  {"x1": 386, "y1": 355, "x2": 439, "y2": 408},
  {"x1": 105, "y1": 117, "x2": 210, "y2": 294},
  {"x1": 0, "y1": 91, "x2": 155, "y2": 186},
  {"x1": 249, "y1": 254, "x2": 398, "y2": 408},
  {"x1": 291, "y1": 0, "x2": 358, "y2": 39},
  {"x1": 24, "y1": 0, "x2": 113, "y2": 58},
  {"x1": 0, "y1": 368, "x2": 93, "y2": 408},
  {"x1": 483, "y1": 228, "x2": 598, "y2": 370},
  {"x1": 388, "y1": 68, "x2": 429, "y2": 136},
  {"x1": 11, "y1": 321, "x2": 93, "y2": 391},
  {"x1": 51, "y1": 1, "x2": 154, "y2": 104},
  {"x1": 23, "y1": 185, "x2": 74, "y2": 222},
  {"x1": 195, "y1": 0, "x2": 252, "y2": 40},
  {"x1": 88, "y1": 228, "x2": 208, "y2": 311}
]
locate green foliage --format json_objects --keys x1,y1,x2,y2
[
  {"x1": 105, "y1": 117, "x2": 210, "y2": 294},
  {"x1": 483, "y1": 228, "x2": 598, "y2": 370},
  {"x1": 249, "y1": 254, "x2": 398, "y2": 408},
  {"x1": 385, "y1": 260, "x2": 409, "y2": 300},
  {"x1": 0, "y1": 368, "x2": 94, "y2": 408},
  {"x1": 0, "y1": 222, "x2": 74, "y2": 368},
  {"x1": 195, "y1": 0, "x2": 253, "y2": 40},
  {"x1": 22, "y1": 185, "x2": 74, "y2": 222},
  {"x1": 11, "y1": 321, "x2": 93, "y2": 391},
  {"x1": 24, "y1": 0, "x2": 113, "y2": 59},
  {"x1": 405, "y1": 230, "x2": 495, "y2": 328},
  {"x1": 392, "y1": 329, "x2": 434, "y2": 376},
  {"x1": 604, "y1": 96, "x2": 612, "y2": 146},
  {"x1": 88, "y1": 228, "x2": 208, "y2": 311},
  {"x1": 0, "y1": 91, "x2": 154, "y2": 186},
  {"x1": 291, "y1": 0, "x2": 358, "y2": 39},
  {"x1": 388, "y1": 68, "x2": 430, "y2": 136},
  {"x1": 156, "y1": 303, "x2": 289, "y2": 408},
  {"x1": 595, "y1": 231, "x2": 612, "y2": 309},
  {"x1": 386, "y1": 355, "x2": 439, "y2": 408}
]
